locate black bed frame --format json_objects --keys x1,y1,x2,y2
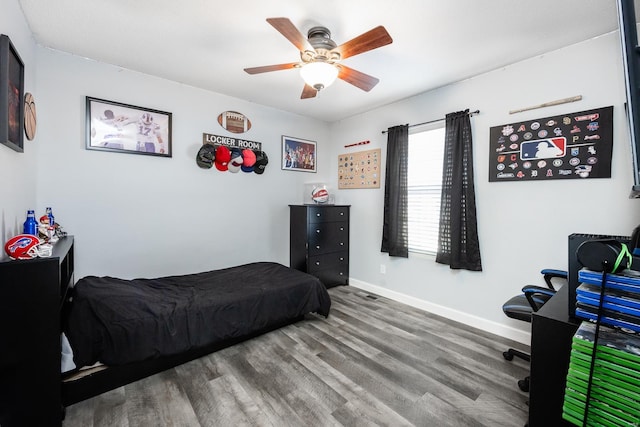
[{"x1": 61, "y1": 315, "x2": 303, "y2": 406}]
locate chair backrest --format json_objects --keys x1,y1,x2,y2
[
  {"x1": 541, "y1": 269, "x2": 568, "y2": 290},
  {"x1": 523, "y1": 286, "x2": 556, "y2": 312}
]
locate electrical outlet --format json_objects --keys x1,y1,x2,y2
[{"x1": 380, "y1": 264, "x2": 386, "y2": 274}]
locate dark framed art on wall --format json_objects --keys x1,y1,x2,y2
[
  {"x1": 0, "y1": 34, "x2": 25, "y2": 153},
  {"x1": 86, "y1": 96, "x2": 172, "y2": 157},
  {"x1": 282, "y1": 135, "x2": 316, "y2": 172}
]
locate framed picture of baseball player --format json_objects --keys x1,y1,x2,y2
[
  {"x1": 0, "y1": 34, "x2": 25, "y2": 153},
  {"x1": 85, "y1": 96, "x2": 172, "y2": 157}
]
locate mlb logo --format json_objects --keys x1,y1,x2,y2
[{"x1": 520, "y1": 137, "x2": 566, "y2": 160}]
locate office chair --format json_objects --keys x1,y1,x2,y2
[{"x1": 502, "y1": 269, "x2": 567, "y2": 392}]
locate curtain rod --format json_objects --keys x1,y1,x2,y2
[{"x1": 380, "y1": 109, "x2": 480, "y2": 134}]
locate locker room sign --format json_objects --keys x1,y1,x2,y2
[
  {"x1": 202, "y1": 133, "x2": 262, "y2": 151},
  {"x1": 488, "y1": 106, "x2": 613, "y2": 182}
]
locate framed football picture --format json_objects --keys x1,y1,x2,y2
[
  {"x1": 86, "y1": 96, "x2": 172, "y2": 157},
  {"x1": 281, "y1": 135, "x2": 316, "y2": 172}
]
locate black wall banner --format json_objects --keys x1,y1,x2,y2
[{"x1": 488, "y1": 106, "x2": 613, "y2": 182}]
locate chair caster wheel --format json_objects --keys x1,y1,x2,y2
[{"x1": 503, "y1": 351, "x2": 514, "y2": 361}]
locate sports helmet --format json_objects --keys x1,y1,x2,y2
[
  {"x1": 141, "y1": 112, "x2": 153, "y2": 125},
  {"x1": 4, "y1": 234, "x2": 53, "y2": 260},
  {"x1": 38, "y1": 215, "x2": 56, "y2": 242}
]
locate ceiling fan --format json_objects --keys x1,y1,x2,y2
[{"x1": 244, "y1": 17, "x2": 393, "y2": 99}]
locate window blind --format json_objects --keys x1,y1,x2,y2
[{"x1": 407, "y1": 126, "x2": 445, "y2": 254}]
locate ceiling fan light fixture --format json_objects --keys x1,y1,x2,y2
[{"x1": 300, "y1": 62, "x2": 339, "y2": 91}]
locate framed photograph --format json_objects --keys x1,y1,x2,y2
[
  {"x1": 86, "y1": 96, "x2": 172, "y2": 157},
  {"x1": 281, "y1": 135, "x2": 316, "y2": 172},
  {"x1": 0, "y1": 34, "x2": 25, "y2": 153}
]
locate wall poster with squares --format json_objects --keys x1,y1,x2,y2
[{"x1": 338, "y1": 148, "x2": 381, "y2": 189}]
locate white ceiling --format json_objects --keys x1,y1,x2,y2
[{"x1": 18, "y1": 0, "x2": 629, "y2": 122}]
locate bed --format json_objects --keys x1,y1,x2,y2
[{"x1": 61, "y1": 261, "x2": 331, "y2": 406}]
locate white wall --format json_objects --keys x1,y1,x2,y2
[
  {"x1": 0, "y1": 0, "x2": 38, "y2": 242},
  {"x1": 33, "y1": 48, "x2": 330, "y2": 279},
  {"x1": 6, "y1": 0, "x2": 640, "y2": 343},
  {"x1": 328, "y1": 32, "x2": 640, "y2": 343}
]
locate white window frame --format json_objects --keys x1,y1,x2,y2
[{"x1": 407, "y1": 124, "x2": 445, "y2": 255}]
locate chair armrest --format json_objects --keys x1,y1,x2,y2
[
  {"x1": 522, "y1": 285, "x2": 556, "y2": 312},
  {"x1": 540, "y1": 268, "x2": 568, "y2": 291}
]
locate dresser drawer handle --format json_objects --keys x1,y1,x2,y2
[
  {"x1": 340, "y1": 242, "x2": 344, "y2": 246},
  {"x1": 339, "y1": 272, "x2": 344, "y2": 275},
  {"x1": 316, "y1": 245, "x2": 320, "y2": 249},
  {"x1": 315, "y1": 261, "x2": 320, "y2": 266},
  {"x1": 316, "y1": 229, "x2": 321, "y2": 233},
  {"x1": 340, "y1": 227, "x2": 344, "y2": 231},
  {"x1": 340, "y1": 212, "x2": 344, "y2": 216},
  {"x1": 316, "y1": 213, "x2": 321, "y2": 217},
  {"x1": 339, "y1": 257, "x2": 344, "y2": 261}
]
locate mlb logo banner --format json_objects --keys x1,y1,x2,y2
[
  {"x1": 488, "y1": 106, "x2": 613, "y2": 182},
  {"x1": 520, "y1": 137, "x2": 566, "y2": 160}
]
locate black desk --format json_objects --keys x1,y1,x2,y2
[{"x1": 528, "y1": 284, "x2": 581, "y2": 426}]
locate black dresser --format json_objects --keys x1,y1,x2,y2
[
  {"x1": 0, "y1": 236, "x2": 74, "y2": 426},
  {"x1": 289, "y1": 205, "x2": 349, "y2": 288}
]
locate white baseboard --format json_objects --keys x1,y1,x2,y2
[{"x1": 348, "y1": 278, "x2": 531, "y2": 346}]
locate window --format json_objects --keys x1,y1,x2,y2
[{"x1": 407, "y1": 125, "x2": 445, "y2": 254}]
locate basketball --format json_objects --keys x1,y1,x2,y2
[
  {"x1": 311, "y1": 187, "x2": 329, "y2": 203},
  {"x1": 24, "y1": 92, "x2": 36, "y2": 141}
]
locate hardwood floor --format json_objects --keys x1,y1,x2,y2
[{"x1": 63, "y1": 286, "x2": 530, "y2": 426}]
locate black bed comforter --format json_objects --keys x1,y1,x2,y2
[{"x1": 65, "y1": 262, "x2": 331, "y2": 368}]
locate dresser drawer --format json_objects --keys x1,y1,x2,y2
[
  {"x1": 313, "y1": 267, "x2": 348, "y2": 288},
  {"x1": 308, "y1": 222, "x2": 349, "y2": 255},
  {"x1": 308, "y1": 252, "x2": 348, "y2": 272},
  {"x1": 308, "y1": 206, "x2": 350, "y2": 223}
]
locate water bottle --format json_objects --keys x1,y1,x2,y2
[
  {"x1": 23, "y1": 210, "x2": 38, "y2": 236},
  {"x1": 46, "y1": 207, "x2": 55, "y2": 227}
]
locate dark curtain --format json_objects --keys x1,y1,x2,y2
[
  {"x1": 436, "y1": 110, "x2": 482, "y2": 271},
  {"x1": 381, "y1": 124, "x2": 409, "y2": 258}
]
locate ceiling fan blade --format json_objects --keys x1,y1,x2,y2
[
  {"x1": 332, "y1": 26, "x2": 392, "y2": 60},
  {"x1": 244, "y1": 62, "x2": 299, "y2": 74},
  {"x1": 301, "y1": 84, "x2": 317, "y2": 99},
  {"x1": 337, "y1": 65, "x2": 380, "y2": 92},
  {"x1": 266, "y1": 17, "x2": 314, "y2": 52}
]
